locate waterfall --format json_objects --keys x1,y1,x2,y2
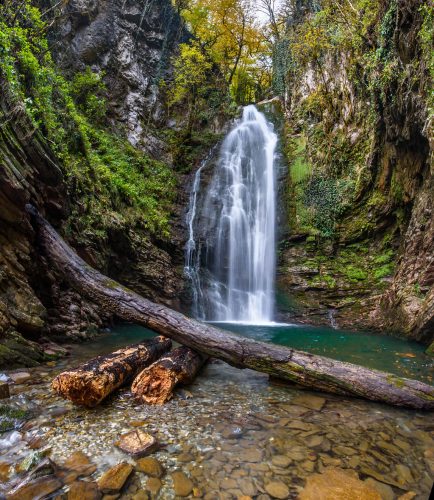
[{"x1": 185, "y1": 105, "x2": 278, "y2": 324}]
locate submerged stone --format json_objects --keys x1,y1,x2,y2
[
  {"x1": 171, "y1": 471, "x2": 193, "y2": 497},
  {"x1": 265, "y1": 480, "x2": 290, "y2": 499},
  {"x1": 135, "y1": 457, "x2": 164, "y2": 478},
  {"x1": 145, "y1": 477, "x2": 162, "y2": 494},
  {"x1": 299, "y1": 468, "x2": 382, "y2": 500},
  {"x1": 364, "y1": 478, "x2": 394, "y2": 500},
  {"x1": 97, "y1": 463, "x2": 133, "y2": 493},
  {"x1": 6, "y1": 475, "x2": 62, "y2": 500},
  {"x1": 271, "y1": 455, "x2": 291, "y2": 468},
  {"x1": 292, "y1": 394, "x2": 326, "y2": 411},
  {"x1": 115, "y1": 429, "x2": 158, "y2": 458},
  {"x1": 67, "y1": 480, "x2": 101, "y2": 500}
]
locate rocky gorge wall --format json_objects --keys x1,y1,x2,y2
[
  {"x1": 0, "y1": 0, "x2": 189, "y2": 368},
  {"x1": 275, "y1": 0, "x2": 433, "y2": 347}
]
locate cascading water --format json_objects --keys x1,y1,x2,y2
[{"x1": 185, "y1": 105, "x2": 278, "y2": 323}]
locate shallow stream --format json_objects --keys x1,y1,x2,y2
[{"x1": 1, "y1": 323, "x2": 433, "y2": 499}]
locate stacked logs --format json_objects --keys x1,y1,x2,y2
[{"x1": 52, "y1": 339, "x2": 206, "y2": 407}]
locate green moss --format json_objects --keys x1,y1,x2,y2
[
  {"x1": 0, "y1": 404, "x2": 30, "y2": 433},
  {"x1": 386, "y1": 375, "x2": 405, "y2": 389},
  {"x1": 1, "y1": 3, "x2": 176, "y2": 241},
  {"x1": 344, "y1": 265, "x2": 368, "y2": 281}
]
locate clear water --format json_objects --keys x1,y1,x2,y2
[
  {"x1": 88, "y1": 323, "x2": 434, "y2": 384},
  {"x1": 185, "y1": 105, "x2": 278, "y2": 322},
  {"x1": 1, "y1": 324, "x2": 433, "y2": 499}
]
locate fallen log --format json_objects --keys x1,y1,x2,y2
[
  {"x1": 52, "y1": 337, "x2": 172, "y2": 406},
  {"x1": 132, "y1": 346, "x2": 207, "y2": 404},
  {"x1": 28, "y1": 206, "x2": 434, "y2": 410}
]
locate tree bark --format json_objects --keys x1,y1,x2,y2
[
  {"x1": 28, "y1": 206, "x2": 434, "y2": 410},
  {"x1": 131, "y1": 346, "x2": 207, "y2": 404},
  {"x1": 52, "y1": 337, "x2": 172, "y2": 407}
]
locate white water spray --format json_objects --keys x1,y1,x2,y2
[{"x1": 185, "y1": 105, "x2": 278, "y2": 323}]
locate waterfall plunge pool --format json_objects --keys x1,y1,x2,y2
[{"x1": 81, "y1": 322, "x2": 433, "y2": 384}]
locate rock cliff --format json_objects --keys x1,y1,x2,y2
[
  {"x1": 0, "y1": 0, "x2": 187, "y2": 368},
  {"x1": 276, "y1": 0, "x2": 433, "y2": 345}
]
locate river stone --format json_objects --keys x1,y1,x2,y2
[
  {"x1": 287, "y1": 420, "x2": 318, "y2": 432},
  {"x1": 132, "y1": 492, "x2": 149, "y2": 500},
  {"x1": 0, "y1": 462, "x2": 10, "y2": 482},
  {"x1": 64, "y1": 451, "x2": 96, "y2": 476},
  {"x1": 395, "y1": 464, "x2": 413, "y2": 485},
  {"x1": 135, "y1": 457, "x2": 164, "y2": 478},
  {"x1": 364, "y1": 478, "x2": 394, "y2": 500},
  {"x1": 67, "y1": 480, "x2": 100, "y2": 500},
  {"x1": 171, "y1": 471, "x2": 193, "y2": 497},
  {"x1": 145, "y1": 477, "x2": 162, "y2": 494},
  {"x1": 176, "y1": 452, "x2": 195, "y2": 462},
  {"x1": 397, "y1": 493, "x2": 416, "y2": 500},
  {"x1": 299, "y1": 468, "x2": 382, "y2": 500},
  {"x1": 265, "y1": 480, "x2": 290, "y2": 499},
  {"x1": 9, "y1": 372, "x2": 31, "y2": 384},
  {"x1": 238, "y1": 477, "x2": 257, "y2": 496},
  {"x1": 97, "y1": 463, "x2": 133, "y2": 493},
  {"x1": 292, "y1": 394, "x2": 326, "y2": 411},
  {"x1": 6, "y1": 475, "x2": 63, "y2": 500},
  {"x1": 271, "y1": 455, "x2": 291, "y2": 468},
  {"x1": 306, "y1": 435, "x2": 323, "y2": 448},
  {"x1": 359, "y1": 467, "x2": 402, "y2": 489},
  {"x1": 115, "y1": 429, "x2": 158, "y2": 458},
  {"x1": 220, "y1": 478, "x2": 238, "y2": 489},
  {"x1": 239, "y1": 448, "x2": 263, "y2": 463}
]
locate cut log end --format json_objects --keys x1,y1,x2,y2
[
  {"x1": 131, "y1": 346, "x2": 207, "y2": 405},
  {"x1": 132, "y1": 366, "x2": 178, "y2": 405}
]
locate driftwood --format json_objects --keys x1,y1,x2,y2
[
  {"x1": 28, "y1": 206, "x2": 434, "y2": 410},
  {"x1": 132, "y1": 346, "x2": 207, "y2": 404},
  {"x1": 52, "y1": 337, "x2": 172, "y2": 406}
]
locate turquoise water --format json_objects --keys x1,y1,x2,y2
[{"x1": 84, "y1": 322, "x2": 434, "y2": 384}]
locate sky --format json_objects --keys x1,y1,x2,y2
[{"x1": 253, "y1": 0, "x2": 284, "y2": 24}]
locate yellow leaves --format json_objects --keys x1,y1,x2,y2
[{"x1": 168, "y1": 41, "x2": 212, "y2": 105}]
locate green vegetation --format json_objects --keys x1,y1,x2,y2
[
  {"x1": 0, "y1": 1, "x2": 176, "y2": 239},
  {"x1": 0, "y1": 404, "x2": 30, "y2": 432}
]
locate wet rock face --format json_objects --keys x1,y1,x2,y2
[
  {"x1": 0, "y1": 94, "x2": 68, "y2": 368},
  {"x1": 46, "y1": 0, "x2": 188, "y2": 156},
  {"x1": 277, "y1": 0, "x2": 433, "y2": 342}
]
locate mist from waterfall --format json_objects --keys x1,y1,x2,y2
[{"x1": 185, "y1": 105, "x2": 278, "y2": 324}]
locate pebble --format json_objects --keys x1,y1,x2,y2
[
  {"x1": 145, "y1": 477, "x2": 162, "y2": 494},
  {"x1": 6, "y1": 476, "x2": 62, "y2": 500},
  {"x1": 265, "y1": 480, "x2": 290, "y2": 499},
  {"x1": 115, "y1": 430, "x2": 158, "y2": 458},
  {"x1": 135, "y1": 457, "x2": 164, "y2": 478},
  {"x1": 292, "y1": 394, "x2": 326, "y2": 411},
  {"x1": 67, "y1": 480, "x2": 100, "y2": 500},
  {"x1": 97, "y1": 463, "x2": 134, "y2": 493},
  {"x1": 299, "y1": 468, "x2": 381, "y2": 500},
  {"x1": 395, "y1": 464, "x2": 413, "y2": 485},
  {"x1": 271, "y1": 456, "x2": 291, "y2": 468},
  {"x1": 364, "y1": 478, "x2": 394, "y2": 500},
  {"x1": 238, "y1": 449, "x2": 263, "y2": 463},
  {"x1": 171, "y1": 471, "x2": 193, "y2": 497}
]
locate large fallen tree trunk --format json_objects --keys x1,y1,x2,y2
[
  {"x1": 28, "y1": 206, "x2": 434, "y2": 410},
  {"x1": 52, "y1": 337, "x2": 172, "y2": 406},
  {"x1": 132, "y1": 346, "x2": 207, "y2": 404}
]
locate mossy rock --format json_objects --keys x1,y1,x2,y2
[
  {"x1": 426, "y1": 341, "x2": 434, "y2": 357},
  {"x1": 0, "y1": 404, "x2": 31, "y2": 433}
]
